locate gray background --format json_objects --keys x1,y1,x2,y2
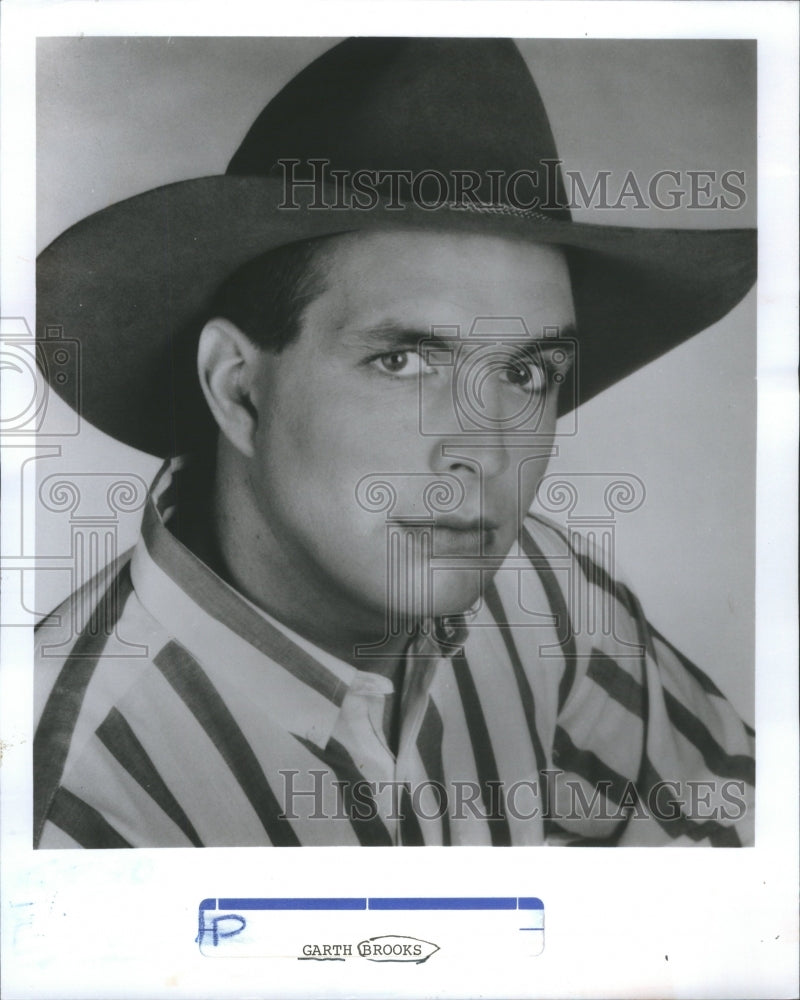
[{"x1": 35, "y1": 37, "x2": 756, "y2": 722}]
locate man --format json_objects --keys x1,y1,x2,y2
[{"x1": 34, "y1": 37, "x2": 756, "y2": 847}]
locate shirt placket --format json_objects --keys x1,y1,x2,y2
[
  {"x1": 330, "y1": 654, "x2": 444, "y2": 844},
  {"x1": 330, "y1": 672, "x2": 399, "y2": 840}
]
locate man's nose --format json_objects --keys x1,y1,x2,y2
[
  {"x1": 424, "y1": 382, "x2": 516, "y2": 479},
  {"x1": 428, "y1": 437, "x2": 510, "y2": 480}
]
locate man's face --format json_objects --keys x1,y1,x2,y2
[{"x1": 246, "y1": 230, "x2": 575, "y2": 637}]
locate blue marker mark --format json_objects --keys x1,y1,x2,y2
[
  {"x1": 218, "y1": 897, "x2": 366, "y2": 911},
  {"x1": 369, "y1": 897, "x2": 518, "y2": 910},
  {"x1": 196, "y1": 914, "x2": 247, "y2": 947},
  {"x1": 197, "y1": 899, "x2": 366, "y2": 947},
  {"x1": 197, "y1": 896, "x2": 545, "y2": 952}
]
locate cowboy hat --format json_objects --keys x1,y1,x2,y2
[{"x1": 36, "y1": 37, "x2": 756, "y2": 457}]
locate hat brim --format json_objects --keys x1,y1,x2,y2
[{"x1": 37, "y1": 174, "x2": 756, "y2": 457}]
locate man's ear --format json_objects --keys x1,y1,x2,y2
[{"x1": 197, "y1": 317, "x2": 260, "y2": 458}]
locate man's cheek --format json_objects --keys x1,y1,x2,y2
[{"x1": 518, "y1": 454, "x2": 554, "y2": 507}]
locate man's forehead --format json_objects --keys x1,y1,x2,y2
[
  {"x1": 307, "y1": 228, "x2": 576, "y2": 336},
  {"x1": 318, "y1": 227, "x2": 570, "y2": 271}
]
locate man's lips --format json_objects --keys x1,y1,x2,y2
[{"x1": 389, "y1": 517, "x2": 500, "y2": 552}]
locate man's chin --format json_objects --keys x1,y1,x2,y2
[
  {"x1": 372, "y1": 568, "x2": 483, "y2": 628},
  {"x1": 429, "y1": 568, "x2": 485, "y2": 618}
]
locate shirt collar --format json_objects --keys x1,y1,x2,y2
[{"x1": 130, "y1": 458, "x2": 464, "y2": 748}]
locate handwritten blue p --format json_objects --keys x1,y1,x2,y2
[{"x1": 196, "y1": 913, "x2": 246, "y2": 947}]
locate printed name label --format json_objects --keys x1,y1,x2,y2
[{"x1": 196, "y1": 897, "x2": 544, "y2": 960}]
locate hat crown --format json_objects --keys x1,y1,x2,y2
[{"x1": 227, "y1": 37, "x2": 569, "y2": 217}]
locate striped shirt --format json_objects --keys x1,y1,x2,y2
[{"x1": 34, "y1": 459, "x2": 755, "y2": 848}]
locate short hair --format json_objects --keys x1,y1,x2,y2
[
  {"x1": 176, "y1": 236, "x2": 331, "y2": 473},
  {"x1": 205, "y1": 236, "x2": 331, "y2": 351}
]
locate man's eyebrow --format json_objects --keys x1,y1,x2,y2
[
  {"x1": 344, "y1": 319, "x2": 578, "y2": 351},
  {"x1": 342, "y1": 321, "x2": 452, "y2": 351}
]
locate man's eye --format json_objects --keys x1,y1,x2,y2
[
  {"x1": 503, "y1": 359, "x2": 532, "y2": 386},
  {"x1": 373, "y1": 350, "x2": 427, "y2": 376},
  {"x1": 501, "y1": 359, "x2": 543, "y2": 390}
]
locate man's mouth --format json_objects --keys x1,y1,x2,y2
[{"x1": 390, "y1": 517, "x2": 500, "y2": 554}]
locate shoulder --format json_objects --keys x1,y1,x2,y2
[
  {"x1": 521, "y1": 511, "x2": 647, "y2": 652},
  {"x1": 33, "y1": 552, "x2": 175, "y2": 844},
  {"x1": 34, "y1": 550, "x2": 152, "y2": 720},
  {"x1": 520, "y1": 515, "x2": 755, "y2": 845}
]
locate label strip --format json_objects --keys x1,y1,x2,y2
[{"x1": 197, "y1": 896, "x2": 544, "y2": 960}]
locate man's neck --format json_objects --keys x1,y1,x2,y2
[{"x1": 173, "y1": 450, "x2": 411, "y2": 673}]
